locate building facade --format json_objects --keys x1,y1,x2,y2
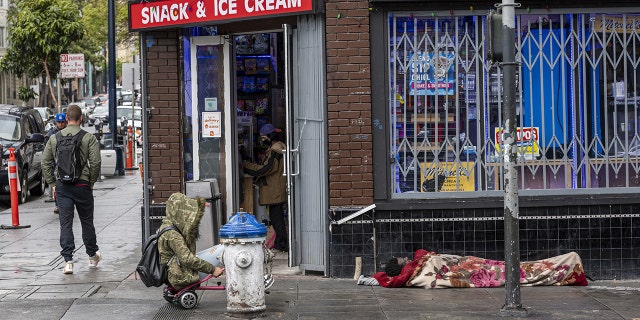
[{"x1": 130, "y1": 0, "x2": 640, "y2": 279}]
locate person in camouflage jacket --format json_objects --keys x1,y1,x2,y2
[{"x1": 157, "y1": 193, "x2": 223, "y2": 290}]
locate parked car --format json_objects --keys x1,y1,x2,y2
[
  {"x1": 35, "y1": 107, "x2": 55, "y2": 131},
  {"x1": 81, "y1": 96, "x2": 99, "y2": 113},
  {"x1": 117, "y1": 106, "x2": 143, "y2": 145},
  {"x1": 119, "y1": 91, "x2": 132, "y2": 106},
  {"x1": 0, "y1": 105, "x2": 46, "y2": 203},
  {"x1": 68, "y1": 101, "x2": 90, "y2": 126},
  {"x1": 88, "y1": 105, "x2": 109, "y2": 124}
]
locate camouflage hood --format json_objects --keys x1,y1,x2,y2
[
  {"x1": 163, "y1": 192, "x2": 205, "y2": 246},
  {"x1": 157, "y1": 193, "x2": 215, "y2": 290}
]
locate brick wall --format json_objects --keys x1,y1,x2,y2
[
  {"x1": 145, "y1": 30, "x2": 182, "y2": 203},
  {"x1": 325, "y1": 0, "x2": 373, "y2": 207}
]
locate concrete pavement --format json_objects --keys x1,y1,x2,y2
[{"x1": 1, "y1": 172, "x2": 640, "y2": 319}]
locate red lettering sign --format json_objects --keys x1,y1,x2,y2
[
  {"x1": 129, "y1": 0, "x2": 315, "y2": 31},
  {"x1": 495, "y1": 127, "x2": 539, "y2": 143}
]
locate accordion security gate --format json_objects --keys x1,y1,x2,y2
[{"x1": 389, "y1": 11, "x2": 640, "y2": 197}]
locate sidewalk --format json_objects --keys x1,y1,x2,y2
[{"x1": 0, "y1": 172, "x2": 639, "y2": 319}]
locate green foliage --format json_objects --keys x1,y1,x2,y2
[
  {"x1": 79, "y1": 0, "x2": 138, "y2": 80},
  {"x1": 0, "y1": 0, "x2": 84, "y2": 78},
  {"x1": 0, "y1": 0, "x2": 84, "y2": 106},
  {"x1": 18, "y1": 86, "x2": 37, "y2": 102}
]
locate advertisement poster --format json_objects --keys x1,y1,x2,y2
[
  {"x1": 202, "y1": 112, "x2": 221, "y2": 138},
  {"x1": 409, "y1": 52, "x2": 455, "y2": 96},
  {"x1": 494, "y1": 127, "x2": 540, "y2": 159},
  {"x1": 420, "y1": 162, "x2": 475, "y2": 192}
]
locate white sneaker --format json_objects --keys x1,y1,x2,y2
[
  {"x1": 63, "y1": 262, "x2": 73, "y2": 274},
  {"x1": 89, "y1": 251, "x2": 101, "y2": 268}
]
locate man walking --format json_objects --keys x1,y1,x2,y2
[{"x1": 42, "y1": 105, "x2": 102, "y2": 274}]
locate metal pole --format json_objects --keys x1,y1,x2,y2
[
  {"x1": 499, "y1": 0, "x2": 527, "y2": 317},
  {"x1": 131, "y1": 67, "x2": 137, "y2": 168},
  {"x1": 140, "y1": 32, "x2": 151, "y2": 242},
  {"x1": 56, "y1": 79, "x2": 61, "y2": 112},
  {"x1": 282, "y1": 23, "x2": 295, "y2": 266},
  {"x1": 108, "y1": 0, "x2": 121, "y2": 174}
]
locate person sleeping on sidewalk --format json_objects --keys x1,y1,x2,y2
[{"x1": 357, "y1": 249, "x2": 588, "y2": 288}]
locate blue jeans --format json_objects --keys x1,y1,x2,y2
[{"x1": 56, "y1": 180, "x2": 98, "y2": 262}]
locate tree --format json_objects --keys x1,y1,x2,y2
[
  {"x1": 18, "y1": 86, "x2": 36, "y2": 106},
  {"x1": 0, "y1": 0, "x2": 84, "y2": 108},
  {"x1": 80, "y1": 0, "x2": 136, "y2": 80}
]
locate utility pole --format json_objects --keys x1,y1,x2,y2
[
  {"x1": 108, "y1": 0, "x2": 123, "y2": 175},
  {"x1": 497, "y1": 0, "x2": 527, "y2": 317}
]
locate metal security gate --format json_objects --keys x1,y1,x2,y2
[
  {"x1": 291, "y1": 14, "x2": 328, "y2": 274},
  {"x1": 388, "y1": 11, "x2": 640, "y2": 198}
]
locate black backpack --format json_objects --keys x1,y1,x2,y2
[
  {"x1": 55, "y1": 130, "x2": 87, "y2": 184},
  {"x1": 137, "y1": 226, "x2": 179, "y2": 288}
]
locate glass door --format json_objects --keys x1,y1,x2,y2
[{"x1": 189, "y1": 36, "x2": 235, "y2": 219}]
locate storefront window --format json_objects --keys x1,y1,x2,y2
[
  {"x1": 389, "y1": 12, "x2": 640, "y2": 196},
  {"x1": 183, "y1": 27, "x2": 225, "y2": 182}
]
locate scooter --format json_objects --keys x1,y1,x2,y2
[
  {"x1": 162, "y1": 270, "x2": 226, "y2": 309},
  {"x1": 161, "y1": 269, "x2": 274, "y2": 309}
]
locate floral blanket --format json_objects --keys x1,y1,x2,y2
[{"x1": 372, "y1": 250, "x2": 588, "y2": 288}]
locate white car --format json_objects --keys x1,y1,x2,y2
[{"x1": 117, "y1": 106, "x2": 142, "y2": 145}]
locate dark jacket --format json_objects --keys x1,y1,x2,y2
[
  {"x1": 41, "y1": 124, "x2": 101, "y2": 187},
  {"x1": 243, "y1": 141, "x2": 287, "y2": 205},
  {"x1": 157, "y1": 193, "x2": 215, "y2": 290},
  {"x1": 44, "y1": 127, "x2": 59, "y2": 144}
]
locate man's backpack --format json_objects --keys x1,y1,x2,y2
[
  {"x1": 137, "y1": 226, "x2": 179, "y2": 287},
  {"x1": 55, "y1": 131, "x2": 87, "y2": 184}
]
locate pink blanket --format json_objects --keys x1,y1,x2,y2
[{"x1": 373, "y1": 250, "x2": 588, "y2": 288}]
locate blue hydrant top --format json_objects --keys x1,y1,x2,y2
[{"x1": 219, "y1": 212, "x2": 267, "y2": 239}]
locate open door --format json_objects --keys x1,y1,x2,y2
[{"x1": 286, "y1": 16, "x2": 328, "y2": 274}]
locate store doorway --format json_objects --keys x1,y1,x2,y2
[
  {"x1": 233, "y1": 31, "x2": 287, "y2": 216},
  {"x1": 231, "y1": 30, "x2": 301, "y2": 266},
  {"x1": 188, "y1": 17, "x2": 327, "y2": 273}
]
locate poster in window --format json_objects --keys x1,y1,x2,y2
[
  {"x1": 409, "y1": 52, "x2": 455, "y2": 96},
  {"x1": 202, "y1": 112, "x2": 221, "y2": 138},
  {"x1": 494, "y1": 127, "x2": 541, "y2": 160},
  {"x1": 420, "y1": 162, "x2": 475, "y2": 192},
  {"x1": 204, "y1": 97, "x2": 217, "y2": 111}
]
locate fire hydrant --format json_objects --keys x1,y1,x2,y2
[{"x1": 219, "y1": 212, "x2": 267, "y2": 315}]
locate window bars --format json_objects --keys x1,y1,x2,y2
[{"x1": 389, "y1": 12, "x2": 640, "y2": 196}]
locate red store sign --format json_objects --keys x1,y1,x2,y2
[{"x1": 129, "y1": 0, "x2": 315, "y2": 31}]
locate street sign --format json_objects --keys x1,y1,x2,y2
[
  {"x1": 60, "y1": 53, "x2": 85, "y2": 78},
  {"x1": 121, "y1": 62, "x2": 140, "y2": 91}
]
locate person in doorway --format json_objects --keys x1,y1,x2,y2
[
  {"x1": 41, "y1": 105, "x2": 102, "y2": 274},
  {"x1": 243, "y1": 123, "x2": 288, "y2": 252},
  {"x1": 44, "y1": 113, "x2": 68, "y2": 214}
]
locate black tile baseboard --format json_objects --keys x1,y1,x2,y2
[{"x1": 329, "y1": 205, "x2": 640, "y2": 280}]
